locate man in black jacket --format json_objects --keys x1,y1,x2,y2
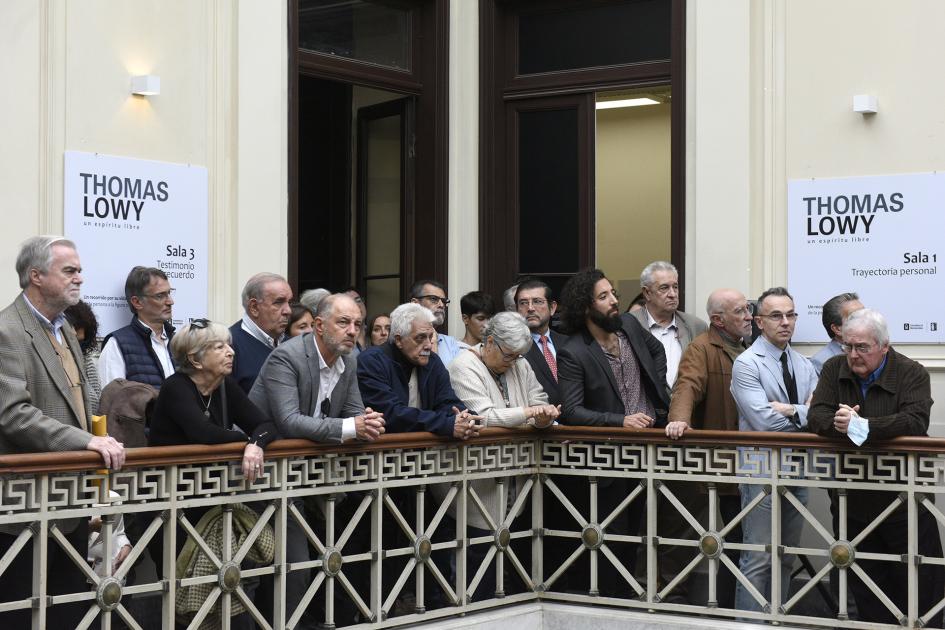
[
  {"x1": 558, "y1": 269, "x2": 669, "y2": 428},
  {"x1": 551, "y1": 268, "x2": 669, "y2": 597},
  {"x1": 515, "y1": 278, "x2": 568, "y2": 406}
]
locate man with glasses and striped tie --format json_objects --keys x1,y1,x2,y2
[
  {"x1": 515, "y1": 278, "x2": 568, "y2": 406},
  {"x1": 99, "y1": 265, "x2": 177, "y2": 389}
]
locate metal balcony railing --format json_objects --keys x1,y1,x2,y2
[{"x1": 0, "y1": 426, "x2": 943, "y2": 629}]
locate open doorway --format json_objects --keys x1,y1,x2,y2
[
  {"x1": 296, "y1": 77, "x2": 411, "y2": 316},
  {"x1": 595, "y1": 86, "x2": 672, "y2": 311}
]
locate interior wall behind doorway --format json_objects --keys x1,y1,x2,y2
[{"x1": 596, "y1": 102, "x2": 672, "y2": 310}]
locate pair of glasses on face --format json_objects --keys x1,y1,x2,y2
[
  {"x1": 840, "y1": 342, "x2": 875, "y2": 355},
  {"x1": 493, "y1": 339, "x2": 521, "y2": 362},
  {"x1": 143, "y1": 288, "x2": 176, "y2": 301},
  {"x1": 517, "y1": 298, "x2": 547, "y2": 308},
  {"x1": 758, "y1": 312, "x2": 798, "y2": 323},
  {"x1": 419, "y1": 295, "x2": 450, "y2": 306}
]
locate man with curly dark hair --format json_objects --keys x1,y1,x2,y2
[{"x1": 553, "y1": 268, "x2": 670, "y2": 597}]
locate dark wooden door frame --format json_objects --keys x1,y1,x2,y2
[
  {"x1": 506, "y1": 93, "x2": 595, "y2": 277},
  {"x1": 355, "y1": 98, "x2": 416, "y2": 300},
  {"x1": 287, "y1": 0, "x2": 449, "y2": 301},
  {"x1": 479, "y1": 0, "x2": 687, "y2": 307}
]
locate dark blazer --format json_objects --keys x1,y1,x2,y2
[
  {"x1": 357, "y1": 342, "x2": 467, "y2": 436},
  {"x1": 522, "y1": 329, "x2": 569, "y2": 407},
  {"x1": 558, "y1": 313, "x2": 670, "y2": 427}
]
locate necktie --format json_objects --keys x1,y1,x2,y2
[
  {"x1": 540, "y1": 335, "x2": 557, "y2": 382},
  {"x1": 780, "y1": 351, "x2": 799, "y2": 404}
]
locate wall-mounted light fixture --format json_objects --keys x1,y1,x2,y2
[
  {"x1": 853, "y1": 94, "x2": 877, "y2": 114},
  {"x1": 595, "y1": 97, "x2": 660, "y2": 110},
  {"x1": 130, "y1": 75, "x2": 161, "y2": 96}
]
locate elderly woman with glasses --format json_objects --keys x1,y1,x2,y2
[
  {"x1": 150, "y1": 319, "x2": 278, "y2": 478},
  {"x1": 448, "y1": 311, "x2": 559, "y2": 428},
  {"x1": 441, "y1": 311, "x2": 559, "y2": 599}
]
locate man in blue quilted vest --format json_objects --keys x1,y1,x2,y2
[{"x1": 99, "y1": 266, "x2": 176, "y2": 389}]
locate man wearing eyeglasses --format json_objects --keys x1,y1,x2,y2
[
  {"x1": 730, "y1": 286, "x2": 819, "y2": 613},
  {"x1": 99, "y1": 266, "x2": 176, "y2": 389},
  {"x1": 409, "y1": 279, "x2": 463, "y2": 366},
  {"x1": 515, "y1": 278, "x2": 568, "y2": 406},
  {"x1": 808, "y1": 309, "x2": 943, "y2": 625},
  {"x1": 631, "y1": 261, "x2": 707, "y2": 389}
]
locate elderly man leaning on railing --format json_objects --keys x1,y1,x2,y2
[
  {"x1": 808, "y1": 308, "x2": 945, "y2": 626},
  {"x1": 0, "y1": 236, "x2": 126, "y2": 627}
]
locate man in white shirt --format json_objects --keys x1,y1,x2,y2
[
  {"x1": 99, "y1": 266, "x2": 176, "y2": 390},
  {"x1": 229, "y1": 272, "x2": 293, "y2": 392},
  {"x1": 630, "y1": 261, "x2": 707, "y2": 388},
  {"x1": 249, "y1": 293, "x2": 384, "y2": 625}
]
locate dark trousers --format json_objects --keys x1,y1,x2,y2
[
  {"x1": 562, "y1": 478, "x2": 641, "y2": 598},
  {"x1": 657, "y1": 485, "x2": 742, "y2": 606},
  {"x1": 0, "y1": 521, "x2": 90, "y2": 626},
  {"x1": 847, "y1": 508, "x2": 944, "y2": 627}
]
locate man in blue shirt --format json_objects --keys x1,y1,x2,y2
[
  {"x1": 730, "y1": 287, "x2": 818, "y2": 613},
  {"x1": 409, "y1": 279, "x2": 463, "y2": 366},
  {"x1": 810, "y1": 292, "x2": 863, "y2": 375}
]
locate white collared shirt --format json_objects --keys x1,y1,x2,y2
[
  {"x1": 644, "y1": 307, "x2": 681, "y2": 387},
  {"x1": 98, "y1": 318, "x2": 175, "y2": 388},
  {"x1": 23, "y1": 293, "x2": 66, "y2": 344},
  {"x1": 530, "y1": 330, "x2": 557, "y2": 359},
  {"x1": 241, "y1": 314, "x2": 280, "y2": 349},
  {"x1": 310, "y1": 335, "x2": 357, "y2": 441}
]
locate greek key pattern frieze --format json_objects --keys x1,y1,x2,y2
[
  {"x1": 466, "y1": 442, "x2": 535, "y2": 471},
  {"x1": 0, "y1": 476, "x2": 40, "y2": 514},
  {"x1": 381, "y1": 446, "x2": 461, "y2": 478},
  {"x1": 653, "y1": 445, "x2": 739, "y2": 475},
  {"x1": 540, "y1": 441, "x2": 646, "y2": 471}
]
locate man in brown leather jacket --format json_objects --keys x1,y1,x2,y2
[{"x1": 661, "y1": 288, "x2": 752, "y2": 606}]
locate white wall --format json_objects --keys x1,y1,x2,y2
[
  {"x1": 687, "y1": 0, "x2": 945, "y2": 433},
  {"x1": 0, "y1": 1, "x2": 286, "y2": 324}
]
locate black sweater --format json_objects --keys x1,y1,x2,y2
[{"x1": 149, "y1": 373, "x2": 278, "y2": 448}]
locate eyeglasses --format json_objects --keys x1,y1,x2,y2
[
  {"x1": 648, "y1": 283, "x2": 679, "y2": 295},
  {"x1": 840, "y1": 342, "x2": 875, "y2": 354},
  {"x1": 494, "y1": 340, "x2": 521, "y2": 363},
  {"x1": 419, "y1": 295, "x2": 450, "y2": 306},
  {"x1": 143, "y1": 288, "x2": 176, "y2": 301},
  {"x1": 190, "y1": 318, "x2": 210, "y2": 331},
  {"x1": 758, "y1": 312, "x2": 798, "y2": 322},
  {"x1": 517, "y1": 298, "x2": 548, "y2": 308}
]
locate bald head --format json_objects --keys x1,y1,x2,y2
[{"x1": 706, "y1": 288, "x2": 752, "y2": 341}]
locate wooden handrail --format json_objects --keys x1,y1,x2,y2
[{"x1": 0, "y1": 426, "x2": 943, "y2": 475}]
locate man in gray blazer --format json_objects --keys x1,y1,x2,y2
[
  {"x1": 0, "y1": 236, "x2": 125, "y2": 625},
  {"x1": 249, "y1": 292, "x2": 383, "y2": 625},
  {"x1": 631, "y1": 261, "x2": 708, "y2": 389},
  {"x1": 730, "y1": 286, "x2": 819, "y2": 613}
]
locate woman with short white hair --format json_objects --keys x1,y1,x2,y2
[
  {"x1": 448, "y1": 311, "x2": 559, "y2": 427},
  {"x1": 442, "y1": 311, "x2": 559, "y2": 600}
]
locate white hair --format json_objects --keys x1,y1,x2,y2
[
  {"x1": 16, "y1": 235, "x2": 76, "y2": 289},
  {"x1": 300, "y1": 288, "x2": 330, "y2": 314},
  {"x1": 503, "y1": 284, "x2": 519, "y2": 311},
  {"x1": 842, "y1": 308, "x2": 889, "y2": 347},
  {"x1": 484, "y1": 311, "x2": 533, "y2": 354},
  {"x1": 241, "y1": 272, "x2": 287, "y2": 310},
  {"x1": 640, "y1": 260, "x2": 677, "y2": 288},
  {"x1": 389, "y1": 303, "x2": 435, "y2": 340}
]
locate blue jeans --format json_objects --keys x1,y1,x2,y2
[{"x1": 734, "y1": 482, "x2": 808, "y2": 613}]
